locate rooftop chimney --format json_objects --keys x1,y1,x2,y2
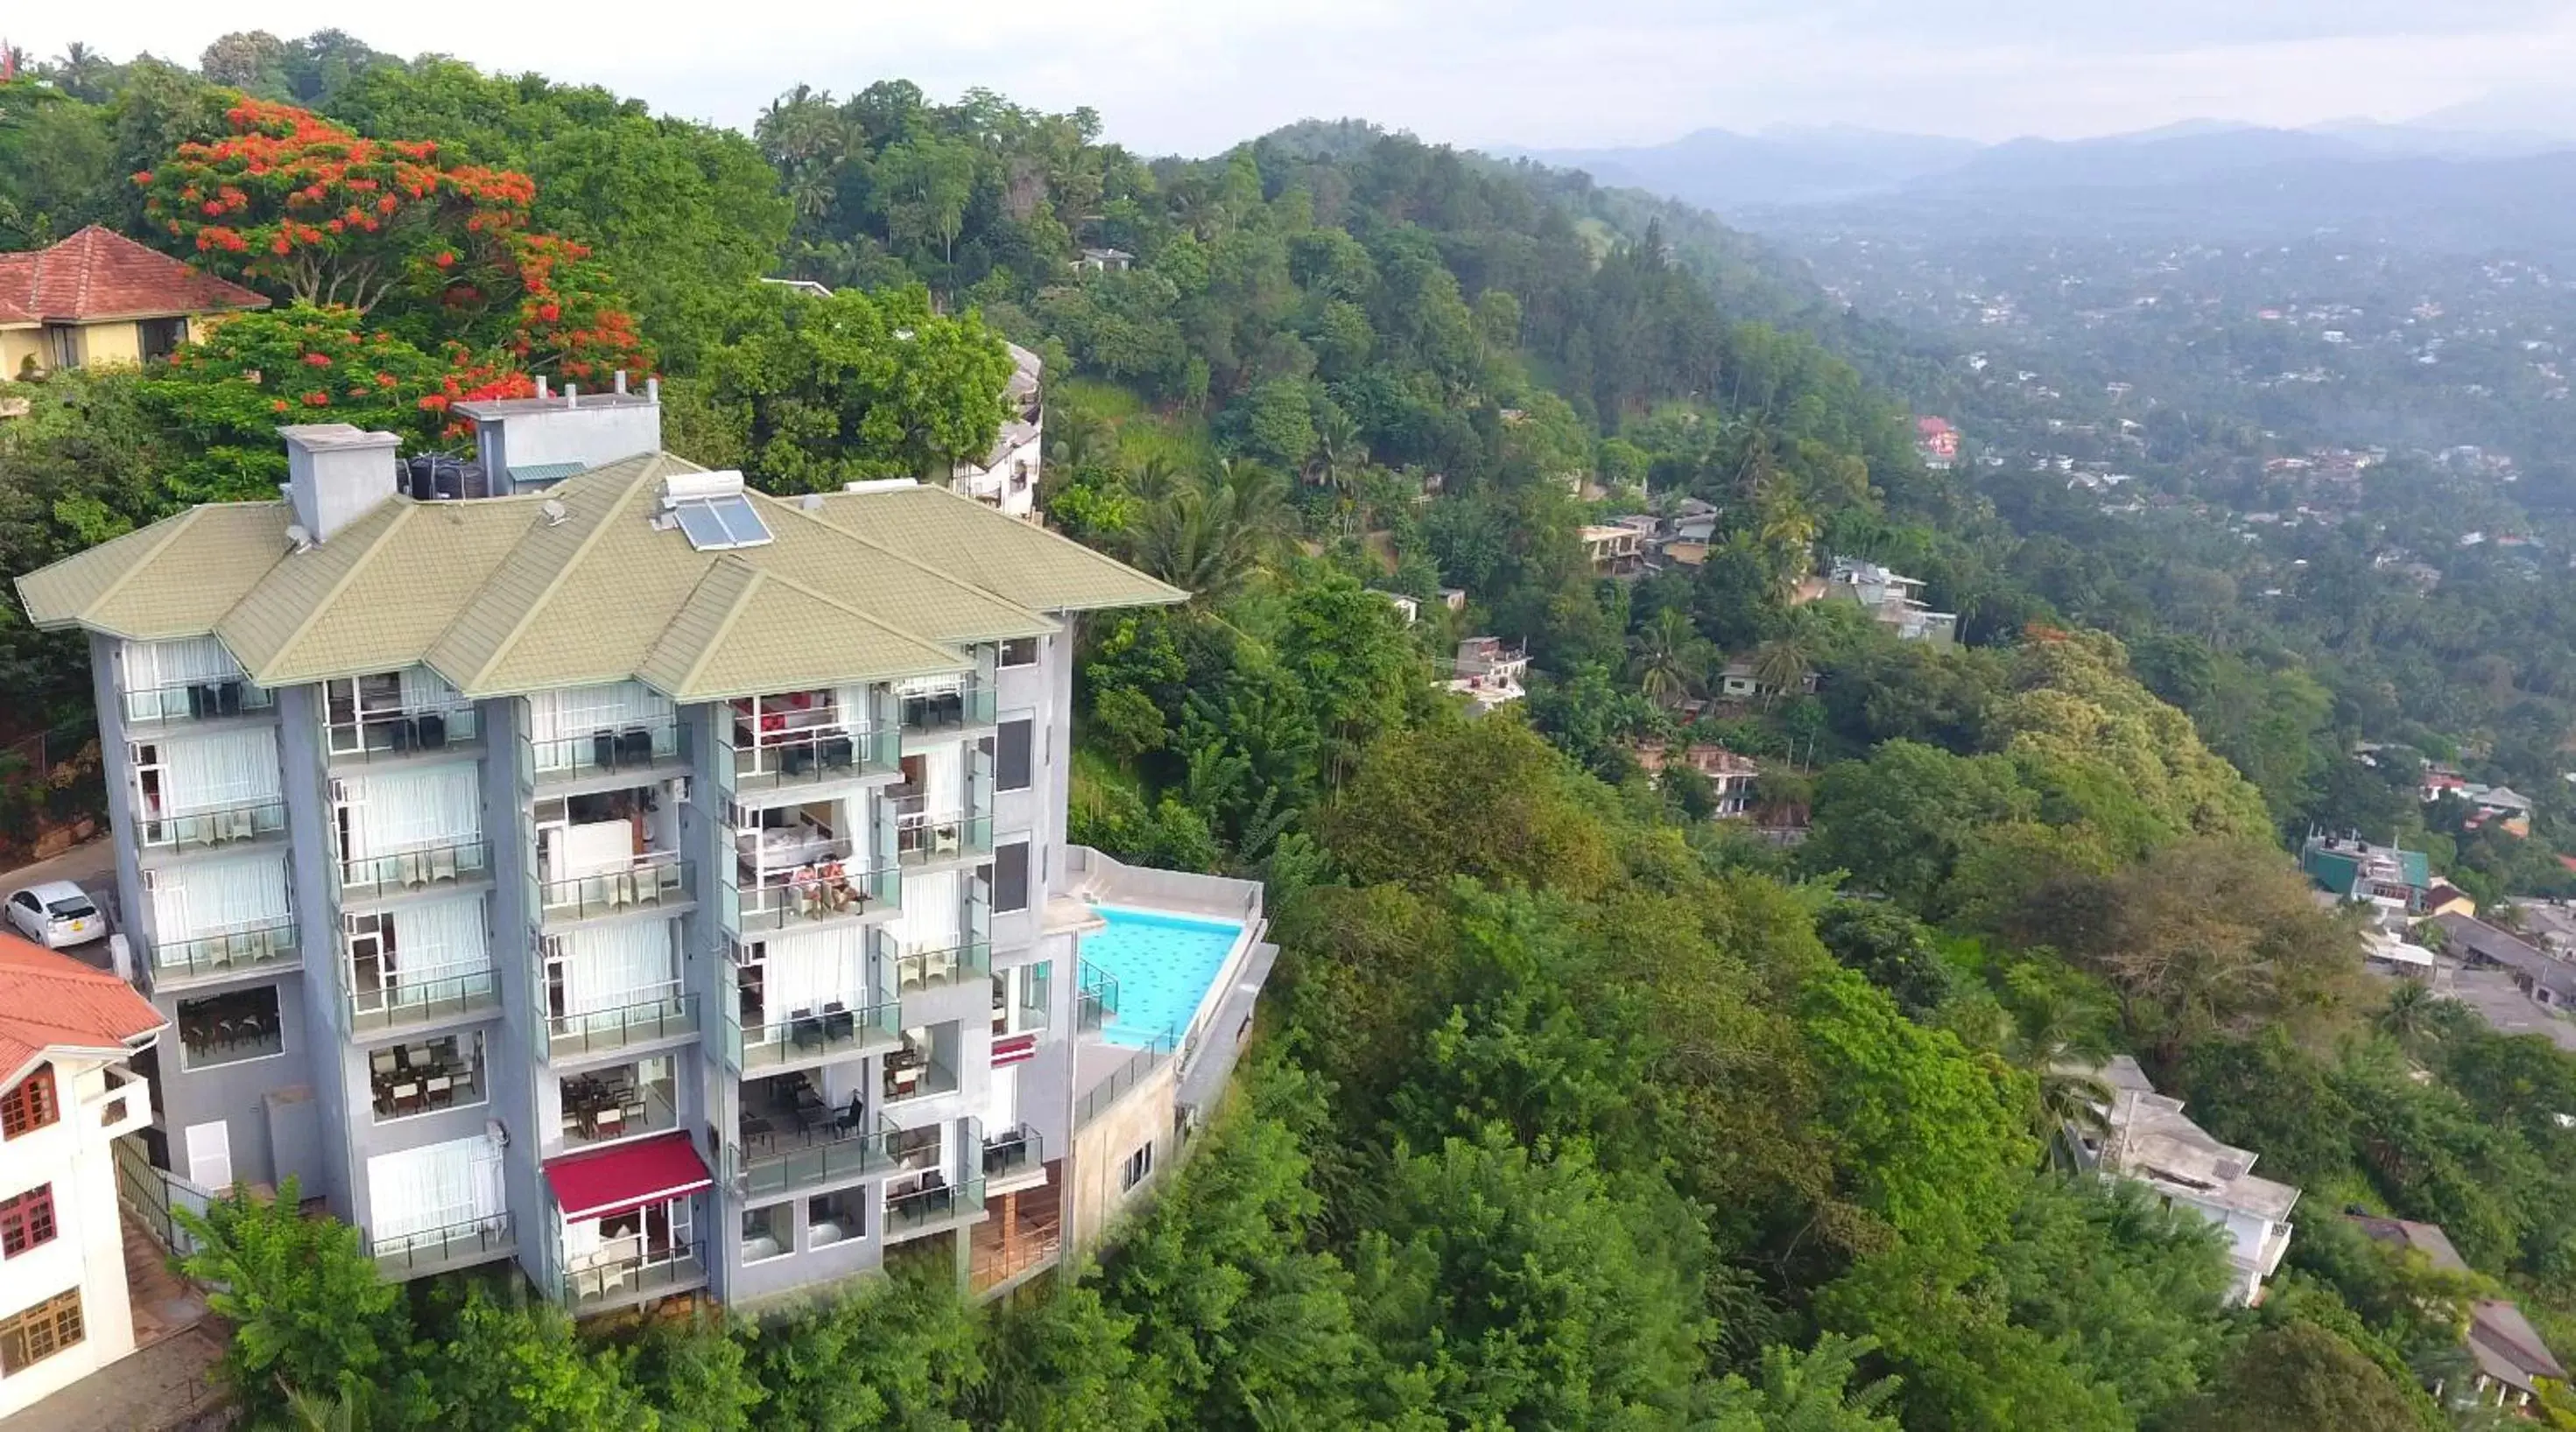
[
  {"x1": 564, "y1": 383, "x2": 578, "y2": 409},
  {"x1": 613, "y1": 370, "x2": 628, "y2": 396},
  {"x1": 279, "y1": 425, "x2": 403, "y2": 544},
  {"x1": 536, "y1": 376, "x2": 550, "y2": 400}
]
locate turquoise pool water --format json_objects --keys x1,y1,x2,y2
[{"x1": 1080, "y1": 906, "x2": 1243, "y2": 1049}]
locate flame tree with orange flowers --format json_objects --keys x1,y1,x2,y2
[{"x1": 135, "y1": 97, "x2": 649, "y2": 382}]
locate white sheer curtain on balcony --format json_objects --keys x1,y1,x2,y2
[
  {"x1": 366, "y1": 1133, "x2": 504, "y2": 1243},
  {"x1": 387, "y1": 896, "x2": 490, "y2": 1005},
  {"x1": 762, "y1": 925, "x2": 869, "y2": 1014},
  {"x1": 345, "y1": 765, "x2": 480, "y2": 860},
  {"x1": 894, "y1": 870, "x2": 961, "y2": 950},
  {"x1": 558, "y1": 920, "x2": 679, "y2": 1027},
  {"x1": 526, "y1": 681, "x2": 674, "y2": 769},
  {"x1": 123, "y1": 635, "x2": 239, "y2": 690},
  {"x1": 162, "y1": 727, "x2": 281, "y2": 814},
  {"x1": 149, "y1": 853, "x2": 289, "y2": 939}
]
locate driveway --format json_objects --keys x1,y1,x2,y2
[{"x1": 0, "y1": 837, "x2": 122, "y2": 972}]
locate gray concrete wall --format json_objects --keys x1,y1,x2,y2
[
  {"x1": 478, "y1": 694, "x2": 552, "y2": 1290},
  {"x1": 275, "y1": 684, "x2": 354, "y2": 1213}
]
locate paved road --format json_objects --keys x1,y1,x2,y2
[{"x1": 0, "y1": 837, "x2": 123, "y2": 971}]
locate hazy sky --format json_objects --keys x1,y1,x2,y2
[{"x1": 14, "y1": 2, "x2": 2576, "y2": 152}]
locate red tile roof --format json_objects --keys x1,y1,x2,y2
[
  {"x1": 544, "y1": 1133, "x2": 713, "y2": 1221},
  {"x1": 0, "y1": 226, "x2": 269, "y2": 326},
  {"x1": 0, "y1": 933, "x2": 166, "y2": 1087}
]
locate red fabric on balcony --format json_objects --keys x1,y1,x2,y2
[{"x1": 544, "y1": 1132, "x2": 712, "y2": 1221}]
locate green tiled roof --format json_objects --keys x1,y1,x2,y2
[{"x1": 16, "y1": 458, "x2": 1182, "y2": 702}]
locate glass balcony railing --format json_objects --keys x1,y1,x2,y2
[
  {"x1": 123, "y1": 677, "x2": 274, "y2": 727},
  {"x1": 898, "y1": 683, "x2": 997, "y2": 734},
  {"x1": 150, "y1": 919, "x2": 298, "y2": 986},
  {"x1": 721, "y1": 722, "x2": 898, "y2": 791},
  {"x1": 337, "y1": 838, "x2": 491, "y2": 902},
  {"x1": 982, "y1": 1125, "x2": 1041, "y2": 1183},
  {"x1": 885, "y1": 1172, "x2": 985, "y2": 1240},
  {"x1": 545, "y1": 991, "x2": 700, "y2": 1062},
  {"x1": 326, "y1": 705, "x2": 481, "y2": 764},
  {"x1": 344, "y1": 967, "x2": 501, "y2": 1038},
  {"x1": 722, "y1": 863, "x2": 899, "y2": 933},
  {"x1": 139, "y1": 798, "x2": 287, "y2": 852},
  {"x1": 720, "y1": 999, "x2": 900, "y2": 1073},
  {"x1": 528, "y1": 720, "x2": 688, "y2": 783},
  {"x1": 370, "y1": 1211, "x2": 514, "y2": 1279},
  {"x1": 563, "y1": 1238, "x2": 705, "y2": 1310},
  {"x1": 890, "y1": 805, "x2": 993, "y2": 867},
  {"x1": 538, "y1": 855, "x2": 691, "y2": 923},
  {"x1": 892, "y1": 940, "x2": 990, "y2": 996},
  {"x1": 1075, "y1": 962, "x2": 1121, "y2": 1032},
  {"x1": 731, "y1": 1115, "x2": 895, "y2": 1201}
]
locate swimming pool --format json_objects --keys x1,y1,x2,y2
[{"x1": 1079, "y1": 905, "x2": 1245, "y2": 1049}]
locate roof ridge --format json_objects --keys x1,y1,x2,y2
[
  {"x1": 438, "y1": 463, "x2": 661, "y2": 693},
  {"x1": 911, "y1": 483, "x2": 1189, "y2": 601},
  {"x1": 663, "y1": 558, "x2": 765, "y2": 698},
  {"x1": 77, "y1": 505, "x2": 215, "y2": 625},
  {"x1": 229, "y1": 502, "x2": 419, "y2": 680}
]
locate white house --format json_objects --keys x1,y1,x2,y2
[
  {"x1": 0, "y1": 937, "x2": 166, "y2": 1419},
  {"x1": 1445, "y1": 636, "x2": 1529, "y2": 714},
  {"x1": 952, "y1": 342, "x2": 1044, "y2": 520},
  {"x1": 2068, "y1": 1055, "x2": 2299, "y2": 1307}
]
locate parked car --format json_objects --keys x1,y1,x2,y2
[{"x1": 5, "y1": 881, "x2": 105, "y2": 948}]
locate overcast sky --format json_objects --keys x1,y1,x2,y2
[{"x1": 15, "y1": 2, "x2": 2576, "y2": 153}]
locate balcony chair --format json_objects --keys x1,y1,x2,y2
[
  {"x1": 820, "y1": 735, "x2": 855, "y2": 771},
  {"x1": 617, "y1": 727, "x2": 656, "y2": 766},
  {"x1": 389, "y1": 717, "x2": 419, "y2": 754},
  {"x1": 821, "y1": 1001, "x2": 855, "y2": 1042},
  {"x1": 790, "y1": 1008, "x2": 826, "y2": 1052},
  {"x1": 591, "y1": 731, "x2": 620, "y2": 770},
  {"x1": 429, "y1": 843, "x2": 460, "y2": 883},
  {"x1": 222, "y1": 807, "x2": 257, "y2": 844},
  {"x1": 415, "y1": 713, "x2": 447, "y2": 749},
  {"x1": 780, "y1": 742, "x2": 817, "y2": 776}
]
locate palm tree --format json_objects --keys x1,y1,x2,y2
[
  {"x1": 2004, "y1": 974, "x2": 2115, "y2": 1169},
  {"x1": 1311, "y1": 406, "x2": 1368, "y2": 535},
  {"x1": 1120, "y1": 451, "x2": 1183, "y2": 506},
  {"x1": 1630, "y1": 608, "x2": 1698, "y2": 707},
  {"x1": 2375, "y1": 979, "x2": 2447, "y2": 1054},
  {"x1": 1129, "y1": 461, "x2": 1291, "y2": 606},
  {"x1": 1749, "y1": 635, "x2": 1813, "y2": 709}
]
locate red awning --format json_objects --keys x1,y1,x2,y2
[{"x1": 544, "y1": 1132, "x2": 713, "y2": 1222}]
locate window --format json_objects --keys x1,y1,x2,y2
[
  {"x1": 0, "y1": 1187, "x2": 55, "y2": 1257},
  {"x1": 137, "y1": 317, "x2": 188, "y2": 363},
  {"x1": 369, "y1": 1033, "x2": 486, "y2": 1122},
  {"x1": 42, "y1": 326, "x2": 78, "y2": 371},
  {"x1": 991, "y1": 841, "x2": 1031, "y2": 915},
  {"x1": 996, "y1": 718, "x2": 1033, "y2": 793},
  {"x1": 1120, "y1": 1142, "x2": 1154, "y2": 1192},
  {"x1": 807, "y1": 1190, "x2": 865, "y2": 1246},
  {"x1": 0, "y1": 1290, "x2": 82, "y2": 1374},
  {"x1": 743, "y1": 1202, "x2": 793, "y2": 1262},
  {"x1": 176, "y1": 986, "x2": 285, "y2": 1070},
  {"x1": 998, "y1": 636, "x2": 1039, "y2": 669},
  {"x1": 0, "y1": 1069, "x2": 56, "y2": 1141}
]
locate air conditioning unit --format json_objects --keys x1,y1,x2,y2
[
  {"x1": 138, "y1": 868, "x2": 160, "y2": 892},
  {"x1": 667, "y1": 776, "x2": 690, "y2": 807},
  {"x1": 328, "y1": 779, "x2": 351, "y2": 804}
]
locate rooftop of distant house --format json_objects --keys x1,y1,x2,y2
[
  {"x1": 0, "y1": 225, "x2": 269, "y2": 326},
  {"x1": 0, "y1": 934, "x2": 167, "y2": 1087},
  {"x1": 2347, "y1": 1215, "x2": 2568, "y2": 1396},
  {"x1": 2079, "y1": 1054, "x2": 2301, "y2": 1224}
]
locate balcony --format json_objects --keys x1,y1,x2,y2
[
  {"x1": 893, "y1": 940, "x2": 990, "y2": 997},
  {"x1": 882, "y1": 1041, "x2": 957, "y2": 1107},
  {"x1": 345, "y1": 967, "x2": 501, "y2": 1040},
  {"x1": 721, "y1": 720, "x2": 897, "y2": 794},
  {"x1": 982, "y1": 1125, "x2": 1043, "y2": 1188},
  {"x1": 545, "y1": 990, "x2": 700, "y2": 1063},
  {"x1": 338, "y1": 837, "x2": 491, "y2": 904},
  {"x1": 721, "y1": 998, "x2": 900, "y2": 1074},
  {"x1": 139, "y1": 798, "x2": 287, "y2": 854},
  {"x1": 371, "y1": 1211, "x2": 516, "y2": 1281},
  {"x1": 734, "y1": 1093, "x2": 891, "y2": 1201},
  {"x1": 560, "y1": 1061, "x2": 679, "y2": 1149},
  {"x1": 538, "y1": 854, "x2": 691, "y2": 926},
  {"x1": 722, "y1": 862, "x2": 898, "y2": 936},
  {"x1": 563, "y1": 1237, "x2": 706, "y2": 1313},
  {"x1": 326, "y1": 705, "x2": 481, "y2": 767},
  {"x1": 886, "y1": 1170, "x2": 985, "y2": 1243},
  {"x1": 123, "y1": 677, "x2": 274, "y2": 729},
  {"x1": 147, "y1": 918, "x2": 299, "y2": 992},
  {"x1": 175, "y1": 986, "x2": 284, "y2": 1070},
  {"x1": 890, "y1": 799, "x2": 993, "y2": 868},
  {"x1": 365, "y1": 1033, "x2": 484, "y2": 1121},
  {"x1": 530, "y1": 720, "x2": 689, "y2": 785},
  {"x1": 898, "y1": 683, "x2": 996, "y2": 735}
]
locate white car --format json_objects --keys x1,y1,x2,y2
[{"x1": 5, "y1": 881, "x2": 105, "y2": 949}]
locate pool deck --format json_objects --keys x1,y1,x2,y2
[{"x1": 1060, "y1": 847, "x2": 1270, "y2": 1125}]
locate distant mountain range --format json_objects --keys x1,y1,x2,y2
[{"x1": 1506, "y1": 118, "x2": 2576, "y2": 256}]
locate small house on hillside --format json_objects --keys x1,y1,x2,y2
[
  {"x1": 1631, "y1": 743, "x2": 1759, "y2": 818},
  {"x1": 2300, "y1": 832, "x2": 2432, "y2": 916},
  {"x1": 2347, "y1": 1215, "x2": 2567, "y2": 1414},
  {"x1": 0, "y1": 226, "x2": 268, "y2": 378},
  {"x1": 2066, "y1": 1056, "x2": 2299, "y2": 1307}
]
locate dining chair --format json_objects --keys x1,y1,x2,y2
[
  {"x1": 390, "y1": 1080, "x2": 421, "y2": 1114},
  {"x1": 371, "y1": 1049, "x2": 398, "y2": 1078},
  {"x1": 594, "y1": 1105, "x2": 624, "y2": 1139},
  {"x1": 425, "y1": 1075, "x2": 453, "y2": 1107}
]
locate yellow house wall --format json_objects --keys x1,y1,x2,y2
[
  {"x1": 0, "y1": 329, "x2": 42, "y2": 381},
  {"x1": 75, "y1": 320, "x2": 143, "y2": 368}
]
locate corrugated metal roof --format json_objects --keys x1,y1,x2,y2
[{"x1": 508, "y1": 461, "x2": 588, "y2": 486}]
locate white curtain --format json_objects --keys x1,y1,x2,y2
[
  {"x1": 396, "y1": 665, "x2": 460, "y2": 710},
  {"x1": 164, "y1": 728, "x2": 281, "y2": 813},
  {"x1": 984, "y1": 1063, "x2": 1018, "y2": 1132},
  {"x1": 368, "y1": 1134, "x2": 504, "y2": 1241},
  {"x1": 124, "y1": 636, "x2": 239, "y2": 689},
  {"x1": 559, "y1": 920, "x2": 678, "y2": 1022},
  {"x1": 925, "y1": 744, "x2": 961, "y2": 817},
  {"x1": 388, "y1": 896, "x2": 489, "y2": 1005},
  {"x1": 347, "y1": 765, "x2": 480, "y2": 858},
  {"x1": 527, "y1": 681, "x2": 674, "y2": 768},
  {"x1": 560, "y1": 1212, "x2": 603, "y2": 1262},
  {"x1": 560, "y1": 819, "x2": 637, "y2": 877},
  {"x1": 151, "y1": 853, "x2": 288, "y2": 938},
  {"x1": 763, "y1": 925, "x2": 868, "y2": 1014},
  {"x1": 896, "y1": 870, "x2": 960, "y2": 951},
  {"x1": 895, "y1": 673, "x2": 961, "y2": 697}
]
